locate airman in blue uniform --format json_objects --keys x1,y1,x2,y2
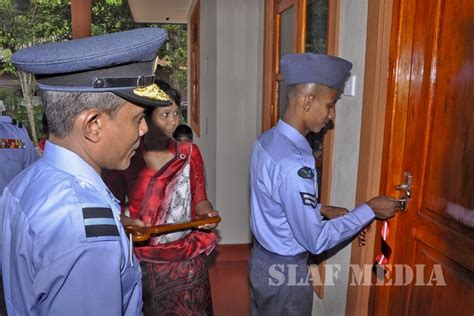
[
  {"x1": 0, "y1": 104, "x2": 39, "y2": 316},
  {"x1": 0, "y1": 107, "x2": 39, "y2": 192},
  {"x1": 1, "y1": 28, "x2": 173, "y2": 315},
  {"x1": 249, "y1": 53, "x2": 400, "y2": 315}
]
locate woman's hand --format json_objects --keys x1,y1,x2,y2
[
  {"x1": 195, "y1": 210, "x2": 220, "y2": 230},
  {"x1": 196, "y1": 209, "x2": 220, "y2": 230},
  {"x1": 195, "y1": 200, "x2": 220, "y2": 230},
  {"x1": 120, "y1": 213, "x2": 145, "y2": 227}
]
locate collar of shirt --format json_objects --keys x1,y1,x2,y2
[
  {"x1": 42, "y1": 140, "x2": 115, "y2": 205},
  {"x1": 276, "y1": 119, "x2": 314, "y2": 165}
]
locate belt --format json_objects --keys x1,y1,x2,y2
[{"x1": 253, "y1": 240, "x2": 308, "y2": 261}]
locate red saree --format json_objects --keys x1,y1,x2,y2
[{"x1": 104, "y1": 140, "x2": 217, "y2": 315}]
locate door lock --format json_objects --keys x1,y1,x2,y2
[{"x1": 396, "y1": 171, "x2": 412, "y2": 211}]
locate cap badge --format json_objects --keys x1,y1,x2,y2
[{"x1": 133, "y1": 84, "x2": 170, "y2": 101}]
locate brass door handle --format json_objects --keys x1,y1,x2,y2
[{"x1": 396, "y1": 171, "x2": 412, "y2": 211}]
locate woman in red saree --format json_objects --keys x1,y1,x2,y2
[{"x1": 104, "y1": 83, "x2": 219, "y2": 315}]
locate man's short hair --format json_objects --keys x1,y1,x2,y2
[
  {"x1": 41, "y1": 91, "x2": 127, "y2": 138},
  {"x1": 287, "y1": 83, "x2": 333, "y2": 100}
]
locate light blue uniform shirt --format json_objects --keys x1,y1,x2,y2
[
  {"x1": 250, "y1": 120, "x2": 375, "y2": 256},
  {"x1": 0, "y1": 141, "x2": 142, "y2": 315},
  {"x1": 0, "y1": 115, "x2": 39, "y2": 192}
]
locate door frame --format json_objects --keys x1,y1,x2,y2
[{"x1": 346, "y1": 0, "x2": 394, "y2": 315}]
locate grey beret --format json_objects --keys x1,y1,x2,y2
[
  {"x1": 11, "y1": 28, "x2": 172, "y2": 107},
  {"x1": 280, "y1": 53, "x2": 352, "y2": 91}
]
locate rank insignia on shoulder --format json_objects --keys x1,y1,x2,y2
[
  {"x1": 297, "y1": 167, "x2": 315, "y2": 179},
  {"x1": 82, "y1": 207, "x2": 119, "y2": 238},
  {"x1": 300, "y1": 192, "x2": 317, "y2": 208}
]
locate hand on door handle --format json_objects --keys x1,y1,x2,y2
[{"x1": 366, "y1": 196, "x2": 399, "y2": 220}]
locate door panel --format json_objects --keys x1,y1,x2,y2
[
  {"x1": 375, "y1": 0, "x2": 474, "y2": 314},
  {"x1": 409, "y1": 243, "x2": 473, "y2": 315}
]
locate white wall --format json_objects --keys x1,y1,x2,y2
[
  {"x1": 190, "y1": 0, "x2": 217, "y2": 205},
  {"x1": 189, "y1": 0, "x2": 264, "y2": 244},
  {"x1": 312, "y1": 0, "x2": 369, "y2": 315}
]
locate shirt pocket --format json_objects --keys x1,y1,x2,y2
[{"x1": 0, "y1": 153, "x2": 24, "y2": 177}]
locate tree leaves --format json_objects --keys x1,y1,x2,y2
[{"x1": 0, "y1": 0, "x2": 188, "y2": 140}]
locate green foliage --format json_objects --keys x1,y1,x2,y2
[
  {"x1": 0, "y1": 1, "x2": 72, "y2": 60},
  {"x1": 0, "y1": 89, "x2": 20, "y2": 113},
  {"x1": 0, "y1": 0, "x2": 188, "y2": 140},
  {"x1": 0, "y1": 1, "x2": 71, "y2": 76},
  {"x1": 90, "y1": 2, "x2": 188, "y2": 90},
  {"x1": 10, "y1": 100, "x2": 46, "y2": 139},
  {"x1": 91, "y1": 0, "x2": 136, "y2": 35},
  {"x1": 159, "y1": 24, "x2": 187, "y2": 90},
  {"x1": 0, "y1": 89, "x2": 44, "y2": 139},
  {"x1": 0, "y1": 0, "x2": 72, "y2": 142},
  {"x1": 305, "y1": 0, "x2": 328, "y2": 54}
]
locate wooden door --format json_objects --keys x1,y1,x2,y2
[
  {"x1": 262, "y1": 0, "x2": 303, "y2": 131},
  {"x1": 374, "y1": 0, "x2": 474, "y2": 314}
]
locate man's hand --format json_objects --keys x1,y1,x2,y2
[
  {"x1": 320, "y1": 205, "x2": 349, "y2": 220},
  {"x1": 366, "y1": 196, "x2": 399, "y2": 220}
]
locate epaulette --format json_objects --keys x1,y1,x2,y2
[
  {"x1": 82, "y1": 207, "x2": 120, "y2": 238},
  {"x1": 11, "y1": 118, "x2": 23, "y2": 129}
]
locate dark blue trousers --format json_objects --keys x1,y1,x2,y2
[
  {"x1": 0, "y1": 276, "x2": 6, "y2": 316},
  {"x1": 249, "y1": 242, "x2": 313, "y2": 316}
]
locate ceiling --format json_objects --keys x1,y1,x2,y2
[{"x1": 127, "y1": 0, "x2": 192, "y2": 24}]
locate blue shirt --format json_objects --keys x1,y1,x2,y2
[
  {"x1": 250, "y1": 120, "x2": 375, "y2": 256},
  {"x1": 0, "y1": 115, "x2": 39, "y2": 192},
  {"x1": 0, "y1": 141, "x2": 142, "y2": 315}
]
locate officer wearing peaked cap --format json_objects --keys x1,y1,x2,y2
[
  {"x1": 0, "y1": 28, "x2": 173, "y2": 315},
  {"x1": 249, "y1": 53, "x2": 399, "y2": 315}
]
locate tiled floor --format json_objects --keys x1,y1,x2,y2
[{"x1": 209, "y1": 244, "x2": 251, "y2": 316}]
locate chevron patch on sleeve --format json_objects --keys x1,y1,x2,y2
[
  {"x1": 299, "y1": 192, "x2": 317, "y2": 208},
  {"x1": 82, "y1": 207, "x2": 120, "y2": 238}
]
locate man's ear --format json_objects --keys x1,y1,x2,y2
[
  {"x1": 303, "y1": 94, "x2": 315, "y2": 112},
  {"x1": 81, "y1": 109, "x2": 104, "y2": 143}
]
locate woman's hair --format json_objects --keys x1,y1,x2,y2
[
  {"x1": 41, "y1": 90, "x2": 126, "y2": 138},
  {"x1": 155, "y1": 79, "x2": 181, "y2": 106},
  {"x1": 145, "y1": 79, "x2": 182, "y2": 116},
  {"x1": 164, "y1": 87, "x2": 181, "y2": 107}
]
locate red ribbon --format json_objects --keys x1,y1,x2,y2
[{"x1": 373, "y1": 221, "x2": 392, "y2": 278}]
